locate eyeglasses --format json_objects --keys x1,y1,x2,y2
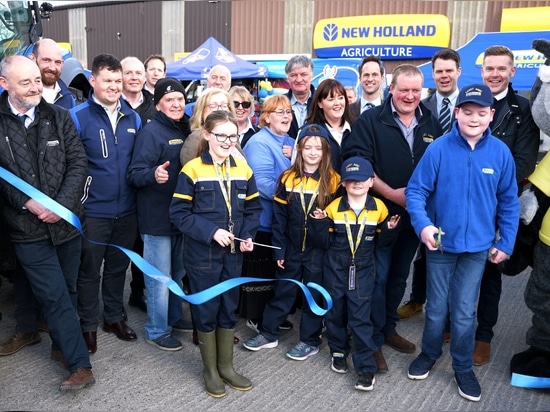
[
  {"x1": 210, "y1": 131, "x2": 239, "y2": 143},
  {"x1": 233, "y1": 101, "x2": 252, "y2": 109},
  {"x1": 271, "y1": 109, "x2": 293, "y2": 117},
  {"x1": 207, "y1": 103, "x2": 229, "y2": 110}
]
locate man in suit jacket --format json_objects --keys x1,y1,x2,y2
[
  {"x1": 398, "y1": 48, "x2": 462, "y2": 322},
  {"x1": 350, "y1": 55, "x2": 385, "y2": 119}
]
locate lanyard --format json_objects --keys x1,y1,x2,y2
[
  {"x1": 299, "y1": 176, "x2": 320, "y2": 252},
  {"x1": 344, "y1": 211, "x2": 367, "y2": 290},
  {"x1": 213, "y1": 156, "x2": 235, "y2": 254}
]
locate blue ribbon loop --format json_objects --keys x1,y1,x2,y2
[
  {"x1": 0, "y1": 166, "x2": 332, "y2": 316},
  {"x1": 511, "y1": 373, "x2": 550, "y2": 389}
]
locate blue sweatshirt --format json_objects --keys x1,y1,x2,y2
[
  {"x1": 243, "y1": 126, "x2": 292, "y2": 232},
  {"x1": 405, "y1": 123, "x2": 519, "y2": 255}
]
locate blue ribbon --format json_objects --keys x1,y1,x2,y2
[
  {"x1": 511, "y1": 373, "x2": 550, "y2": 389},
  {"x1": 0, "y1": 166, "x2": 332, "y2": 316}
]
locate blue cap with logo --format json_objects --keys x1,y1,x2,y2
[
  {"x1": 456, "y1": 84, "x2": 493, "y2": 107},
  {"x1": 340, "y1": 156, "x2": 374, "y2": 183}
]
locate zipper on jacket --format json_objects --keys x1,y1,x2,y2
[
  {"x1": 5, "y1": 136, "x2": 15, "y2": 162},
  {"x1": 100, "y1": 129, "x2": 108, "y2": 158}
]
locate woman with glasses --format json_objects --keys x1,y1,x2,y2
[
  {"x1": 180, "y1": 88, "x2": 242, "y2": 167},
  {"x1": 304, "y1": 78, "x2": 355, "y2": 172},
  {"x1": 229, "y1": 86, "x2": 258, "y2": 148},
  {"x1": 239, "y1": 95, "x2": 294, "y2": 333}
]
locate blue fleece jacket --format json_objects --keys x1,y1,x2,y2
[
  {"x1": 405, "y1": 123, "x2": 519, "y2": 255},
  {"x1": 243, "y1": 126, "x2": 292, "y2": 232}
]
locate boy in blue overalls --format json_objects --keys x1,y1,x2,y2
[{"x1": 310, "y1": 156, "x2": 400, "y2": 391}]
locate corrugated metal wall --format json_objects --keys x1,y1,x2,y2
[
  {"x1": 183, "y1": 1, "x2": 231, "y2": 52},
  {"x1": 43, "y1": 0, "x2": 550, "y2": 68},
  {"x1": 41, "y1": 8, "x2": 69, "y2": 43}
]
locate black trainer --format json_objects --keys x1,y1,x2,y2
[{"x1": 355, "y1": 372, "x2": 375, "y2": 391}]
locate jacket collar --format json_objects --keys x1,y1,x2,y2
[{"x1": 337, "y1": 193, "x2": 378, "y2": 213}]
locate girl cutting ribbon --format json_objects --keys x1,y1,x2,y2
[{"x1": 170, "y1": 111, "x2": 262, "y2": 398}]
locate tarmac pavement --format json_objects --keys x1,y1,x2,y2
[{"x1": 0, "y1": 267, "x2": 548, "y2": 411}]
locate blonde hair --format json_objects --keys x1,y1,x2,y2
[{"x1": 190, "y1": 88, "x2": 236, "y2": 130}]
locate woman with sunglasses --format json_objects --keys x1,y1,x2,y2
[
  {"x1": 180, "y1": 88, "x2": 242, "y2": 168},
  {"x1": 229, "y1": 86, "x2": 258, "y2": 149},
  {"x1": 239, "y1": 95, "x2": 294, "y2": 334}
]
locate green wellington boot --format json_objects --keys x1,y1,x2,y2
[
  {"x1": 216, "y1": 328, "x2": 252, "y2": 391},
  {"x1": 197, "y1": 330, "x2": 226, "y2": 397}
]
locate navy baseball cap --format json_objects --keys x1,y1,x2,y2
[
  {"x1": 456, "y1": 84, "x2": 493, "y2": 107},
  {"x1": 297, "y1": 123, "x2": 330, "y2": 144},
  {"x1": 340, "y1": 157, "x2": 374, "y2": 183}
]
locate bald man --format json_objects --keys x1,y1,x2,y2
[
  {"x1": 30, "y1": 38, "x2": 75, "y2": 109},
  {"x1": 0, "y1": 55, "x2": 94, "y2": 390},
  {"x1": 206, "y1": 64, "x2": 232, "y2": 91}
]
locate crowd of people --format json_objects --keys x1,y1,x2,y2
[{"x1": 0, "y1": 38, "x2": 541, "y2": 402}]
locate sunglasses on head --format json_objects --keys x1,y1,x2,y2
[{"x1": 233, "y1": 101, "x2": 252, "y2": 109}]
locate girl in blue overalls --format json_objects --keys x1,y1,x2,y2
[
  {"x1": 170, "y1": 111, "x2": 262, "y2": 398},
  {"x1": 243, "y1": 123, "x2": 340, "y2": 360}
]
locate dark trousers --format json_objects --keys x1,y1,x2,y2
[
  {"x1": 260, "y1": 248, "x2": 324, "y2": 347},
  {"x1": 323, "y1": 252, "x2": 376, "y2": 374},
  {"x1": 78, "y1": 214, "x2": 137, "y2": 331},
  {"x1": 409, "y1": 245, "x2": 427, "y2": 304},
  {"x1": 475, "y1": 261, "x2": 502, "y2": 343},
  {"x1": 13, "y1": 262, "x2": 39, "y2": 334},
  {"x1": 372, "y1": 219, "x2": 419, "y2": 348},
  {"x1": 14, "y1": 237, "x2": 90, "y2": 370},
  {"x1": 130, "y1": 233, "x2": 145, "y2": 297},
  {"x1": 187, "y1": 248, "x2": 242, "y2": 333}
]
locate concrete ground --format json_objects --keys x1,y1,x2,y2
[{"x1": 0, "y1": 267, "x2": 548, "y2": 411}]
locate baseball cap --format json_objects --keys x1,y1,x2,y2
[
  {"x1": 456, "y1": 84, "x2": 493, "y2": 107},
  {"x1": 297, "y1": 123, "x2": 330, "y2": 144},
  {"x1": 154, "y1": 77, "x2": 186, "y2": 104},
  {"x1": 340, "y1": 156, "x2": 374, "y2": 183}
]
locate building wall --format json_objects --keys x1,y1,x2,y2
[{"x1": 42, "y1": 0, "x2": 550, "y2": 68}]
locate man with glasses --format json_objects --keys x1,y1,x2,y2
[{"x1": 350, "y1": 55, "x2": 385, "y2": 119}]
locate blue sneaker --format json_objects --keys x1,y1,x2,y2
[
  {"x1": 243, "y1": 334, "x2": 278, "y2": 351},
  {"x1": 146, "y1": 334, "x2": 182, "y2": 351},
  {"x1": 286, "y1": 341, "x2": 319, "y2": 361},
  {"x1": 455, "y1": 370, "x2": 481, "y2": 402},
  {"x1": 408, "y1": 352, "x2": 436, "y2": 380}
]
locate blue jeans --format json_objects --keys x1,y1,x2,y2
[
  {"x1": 422, "y1": 249, "x2": 487, "y2": 372},
  {"x1": 143, "y1": 234, "x2": 185, "y2": 340},
  {"x1": 14, "y1": 237, "x2": 91, "y2": 370}
]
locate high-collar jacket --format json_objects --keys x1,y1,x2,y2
[
  {"x1": 0, "y1": 92, "x2": 88, "y2": 244},
  {"x1": 70, "y1": 92, "x2": 141, "y2": 219}
]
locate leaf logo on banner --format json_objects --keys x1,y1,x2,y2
[{"x1": 323, "y1": 24, "x2": 338, "y2": 42}]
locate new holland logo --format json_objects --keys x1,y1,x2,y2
[{"x1": 323, "y1": 23, "x2": 339, "y2": 42}]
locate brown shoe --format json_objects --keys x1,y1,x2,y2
[
  {"x1": 473, "y1": 340, "x2": 491, "y2": 366},
  {"x1": 0, "y1": 331, "x2": 41, "y2": 356},
  {"x1": 443, "y1": 332, "x2": 451, "y2": 344},
  {"x1": 83, "y1": 331, "x2": 97, "y2": 354},
  {"x1": 384, "y1": 333, "x2": 416, "y2": 353},
  {"x1": 51, "y1": 348, "x2": 69, "y2": 368},
  {"x1": 103, "y1": 321, "x2": 137, "y2": 341},
  {"x1": 397, "y1": 301, "x2": 424, "y2": 319},
  {"x1": 59, "y1": 367, "x2": 95, "y2": 391},
  {"x1": 373, "y1": 350, "x2": 388, "y2": 373}
]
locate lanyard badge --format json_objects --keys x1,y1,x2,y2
[
  {"x1": 344, "y1": 212, "x2": 367, "y2": 291},
  {"x1": 214, "y1": 157, "x2": 236, "y2": 254}
]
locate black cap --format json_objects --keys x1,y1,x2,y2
[
  {"x1": 154, "y1": 77, "x2": 185, "y2": 104},
  {"x1": 340, "y1": 156, "x2": 374, "y2": 183}
]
